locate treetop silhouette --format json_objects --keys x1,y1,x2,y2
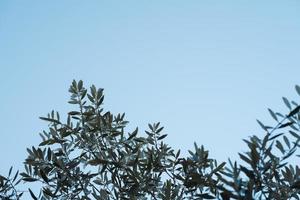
[{"x1": 1, "y1": 80, "x2": 300, "y2": 199}]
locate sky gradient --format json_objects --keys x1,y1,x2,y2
[{"x1": 1, "y1": 1, "x2": 300, "y2": 177}]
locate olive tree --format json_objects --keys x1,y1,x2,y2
[{"x1": 1, "y1": 80, "x2": 300, "y2": 200}]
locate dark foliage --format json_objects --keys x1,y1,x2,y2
[{"x1": 1, "y1": 80, "x2": 300, "y2": 199}]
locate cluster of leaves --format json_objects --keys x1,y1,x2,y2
[
  {"x1": 4, "y1": 81, "x2": 225, "y2": 200},
  {"x1": 0, "y1": 167, "x2": 22, "y2": 199},
  {"x1": 218, "y1": 87, "x2": 300, "y2": 199},
  {"x1": 1, "y1": 80, "x2": 300, "y2": 199}
]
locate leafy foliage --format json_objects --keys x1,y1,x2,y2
[
  {"x1": 0, "y1": 167, "x2": 23, "y2": 199},
  {"x1": 1, "y1": 80, "x2": 300, "y2": 199},
  {"x1": 219, "y1": 96, "x2": 300, "y2": 199}
]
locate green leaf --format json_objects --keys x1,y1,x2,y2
[
  {"x1": 157, "y1": 134, "x2": 168, "y2": 140},
  {"x1": 13, "y1": 170, "x2": 19, "y2": 182},
  {"x1": 93, "y1": 179, "x2": 103, "y2": 185},
  {"x1": 88, "y1": 159, "x2": 108, "y2": 166},
  {"x1": 81, "y1": 89, "x2": 87, "y2": 99},
  {"x1": 289, "y1": 130, "x2": 300, "y2": 140},
  {"x1": 39, "y1": 169, "x2": 49, "y2": 183},
  {"x1": 8, "y1": 166, "x2": 12, "y2": 177},
  {"x1": 287, "y1": 105, "x2": 300, "y2": 117},
  {"x1": 68, "y1": 100, "x2": 78, "y2": 104},
  {"x1": 276, "y1": 140, "x2": 285, "y2": 154},
  {"x1": 256, "y1": 119, "x2": 267, "y2": 131},
  {"x1": 72, "y1": 79, "x2": 77, "y2": 90},
  {"x1": 87, "y1": 93, "x2": 94, "y2": 102},
  {"x1": 283, "y1": 135, "x2": 290, "y2": 149},
  {"x1": 268, "y1": 108, "x2": 278, "y2": 121},
  {"x1": 148, "y1": 123, "x2": 154, "y2": 131},
  {"x1": 39, "y1": 140, "x2": 49, "y2": 146},
  {"x1": 156, "y1": 126, "x2": 164, "y2": 134},
  {"x1": 20, "y1": 172, "x2": 30, "y2": 178},
  {"x1": 127, "y1": 128, "x2": 138, "y2": 140},
  {"x1": 295, "y1": 85, "x2": 300, "y2": 96},
  {"x1": 68, "y1": 111, "x2": 81, "y2": 115},
  {"x1": 78, "y1": 80, "x2": 83, "y2": 90},
  {"x1": 239, "y1": 153, "x2": 252, "y2": 165},
  {"x1": 176, "y1": 150, "x2": 180, "y2": 158},
  {"x1": 269, "y1": 133, "x2": 284, "y2": 141},
  {"x1": 278, "y1": 122, "x2": 294, "y2": 129},
  {"x1": 28, "y1": 188, "x2": 38, "y2": 200},
  {"x1": 211, "y1": 162, "x2": 226, "y2": 174},
  {"x1": 47, "y1": 148, "x2": 52, "y2": 161},
  {"x1": 39, "y1": 117, "x2": 60, "y2": 124},
  {"x1": 23, "y1": 177, "x2": 38, "y2": 182},
  {"x1": 91, "y1": 85, "x2": 97, "y2": 97},
  {"x1": 283, "y1": 97, "x2": 291, "y2": 110}
]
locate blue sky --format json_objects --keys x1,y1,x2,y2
[{"x1": 1, "y1": 1, "x2": 300, "y2": 176}]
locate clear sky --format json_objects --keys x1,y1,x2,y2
[{"x1": 1, "y1": 1, "x2": 300, "y2": 176}]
